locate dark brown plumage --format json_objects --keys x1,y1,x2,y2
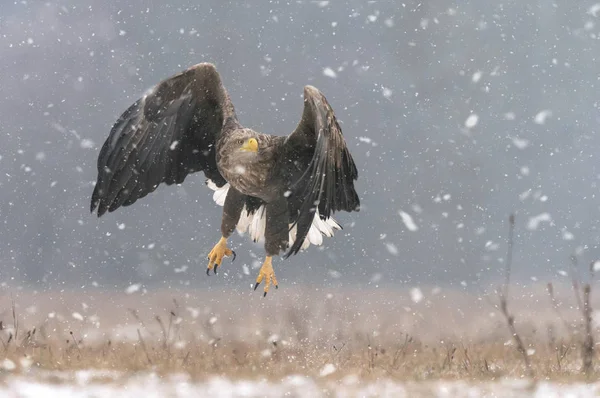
[{"x1": 91, "y1": 63, "x2": 359, "y2": 295}]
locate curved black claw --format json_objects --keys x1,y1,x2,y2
[
  {"x1": 214, "y1": 263, "x2": 219, "y2": 274},
  {"x1": 263, "y1": 291, "x2": 267, "y2": 298},
  {"x1": 253, "y1": 282, "x2": 260, "y2": 291},
  {"x1": 275, "y1": 285, "x2": 278, "y2": 289},
  {"x1": 206, "y1": 268, "x2": 211, "y2": 276},
  {"x1": 231, "y1": 250, "x2": 237, "y2": 262}
]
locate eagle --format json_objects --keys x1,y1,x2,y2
[{"x1": 90, "y1": 63, "x2": 360, "y2": 296}]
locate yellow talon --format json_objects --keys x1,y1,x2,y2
[
  {"x1": 253, "y1": 256, "x2": 278, "y2": 297},
  {"x1": 207, "y1": 237, "x2": 235, "y2": 275}
]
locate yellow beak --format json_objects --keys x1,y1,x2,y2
[{"x1": 240, "y1": 138, "x2": 258, "y2": 152}]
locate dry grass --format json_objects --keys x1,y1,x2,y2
[
  {"x1": 0, "y1": 334, "x2": 595, "y2": 382},
  {"x1": 0, "y1": 284, "x2": 598, "y2": 382}
]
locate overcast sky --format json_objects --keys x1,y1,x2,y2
[{"x1": 1, "y1": 0, "x2": 600, "y2": 292}]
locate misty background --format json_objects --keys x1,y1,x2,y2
[{"x1": 1, "y1": 0, "x2": 599, "y2": 292}]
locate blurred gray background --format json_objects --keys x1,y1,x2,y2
[{"x1": 1, "y1": 0, "x2": 599, "y2": 291}]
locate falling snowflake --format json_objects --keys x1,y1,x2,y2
[
  {"x1": 72, "y1": 312, "x2": 84, "y2": 321},
  {"x1": 465, "y1": 114, "x2": 479, "y2": 128},
  {"x1": 320, "y1": 363, "x2": 336, "y2": 377},
  {"x1": 186, "y1": 307, "x2": 200, "y2": 318},
  {"x1": 534, "y1": 110, "x2": 552, "y2": 125},
  {"x1": 511, "y1": 137, "x2": 529, "y2": 149},
  {"x1": 589, "y1": 3, "x2": 600, "y2": 17},
  {"x1": 410, "y1": 287, "x2": 423, "y2": 303},
  {"x1": 527, "y1": 213, "x2": 552, "y2": 230},
  {"x1": 125, "y1": 284, "x2": 141, "y2": 294},
  {"x1": 398, "y1": 210, "x2": 418, "y2": 231},
  {"x1": 382, "y1": 87, "x2": 392, "y2": 99},
  {"x1": 322, "y1": 67, "x2": 337, "y2": 79},
  {"x1": 1, "y1": 359, "x2": 16, "y2": 371},
  {"x1": 385, "y1": 242, "x2": 399, "y2": 256}
]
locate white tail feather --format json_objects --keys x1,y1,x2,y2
[
  {"x1": 207, "y1": 180, "x2": 340, "y2": 250},
  {"x1": 236, "y1": 206, "x2": 253, "y2": 234},
  {"x1": 249, "y1": 205, "x2": 267, "y2": 242}
]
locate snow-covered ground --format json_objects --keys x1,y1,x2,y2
[{"x1": 1, "y1": 371, "x2": 599, "y2": 398}]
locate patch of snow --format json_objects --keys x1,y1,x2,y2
[{"x1": 2, "y1": 373, "x2": 600, "y2": 397}]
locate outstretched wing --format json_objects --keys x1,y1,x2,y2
[
  {"x1": 91, "y1": 63, "x2": 238, "y2": 216},
  {"x1": 282, "y1": 85, "x2": 360, "y2": 257}
]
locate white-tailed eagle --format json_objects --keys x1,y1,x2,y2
[{"x1": 91, "y1": 63, "x2": 360, "y2": 296}]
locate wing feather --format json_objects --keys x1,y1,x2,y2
[
  {"x1": 91, "y1": 63, "x2": 235, "y2": 217},
  {"x1": 282, "y1": 85, "x2": 359, "y2": 257}
]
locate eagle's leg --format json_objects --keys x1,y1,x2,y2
[
  {"x1": 254, "y1": 256, "x2": 278, "y2": 297},
  {"x1": 207, "y1": 237, "x2": 235, "y2": 275},
  {"x1": 254, "y1": 196, "x2": 288, "y2": 296},
  {"x1": 207, "y1": 187, "x2": 245, "y2": 275}
]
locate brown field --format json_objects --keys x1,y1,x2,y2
[{"x1": 0, "y1": 283, "x2": 598, "y2": 383}]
